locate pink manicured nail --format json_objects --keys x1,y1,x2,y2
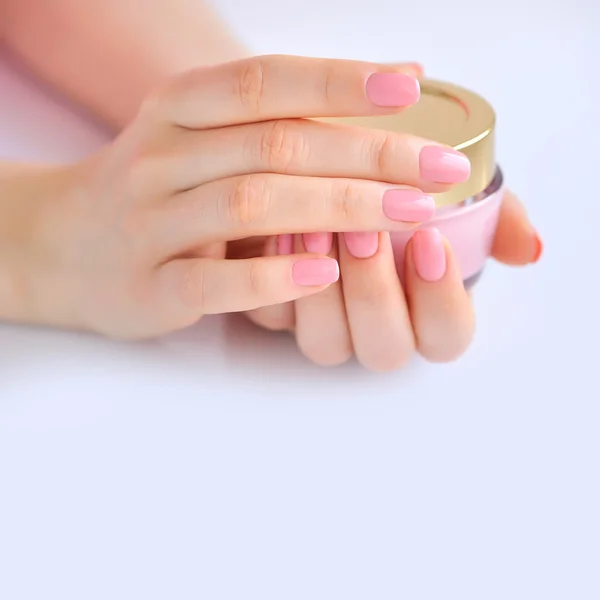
[
  {"x1": 277, "y1": 234, "x2": 293, "y2": 255},
  {"x1": 303, "y1": 232, "x2": 333, "y2": 254},
  {"x1": 344, "y1": 232, "x2": 379, "y2": 259},
  {"x1": 366, "y1": 73, "x2": 420, "y2": 107},
  {"x1": 419, "y1": 146, "x2": 471, "y2": 183},
  {"x1": 382, "y1": 189, "x2": 435, "y2": 222},
  {"x1": 411, "y1": 228, "x2": 447, "y2": 282},
  {"x1": 292, "y1": 258, "x2": 339, "y2": 286},
  {"x1": 532, "y1": 232, "x2": 543, "y2": 263}
]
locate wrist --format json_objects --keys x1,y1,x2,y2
[{"x1": 0, "y1": 162, "x2": 86, "y2": 331}]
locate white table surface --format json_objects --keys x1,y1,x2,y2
[{"x1": 1, "y1": 1, "x2": 599, "y2": 598}]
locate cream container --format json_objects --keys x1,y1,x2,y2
[{"x1": 333, "y1": 79, "x2": 502, "y2": 289}]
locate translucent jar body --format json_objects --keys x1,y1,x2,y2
[{"x1": 391, "y1": 168, "x2": 504, "y2": 289}]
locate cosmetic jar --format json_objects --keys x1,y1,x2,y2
[{"x1": 332, "y1": 79, "x2": 502, "y2": 289}]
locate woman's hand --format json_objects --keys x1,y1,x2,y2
[
  {"x1": 241, "y1": 190, "x2": 542, "y2": 370},
  {"x1": 3, "y1": 55, "x2": 470, "y2": 339}
]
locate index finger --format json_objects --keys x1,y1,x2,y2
[{"x1": 150, "y1": 55, "x2": 421, "y2": 129}]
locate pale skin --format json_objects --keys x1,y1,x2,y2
[{"x1": 0, "y1": 0, "x2": 541, "y2": 370}]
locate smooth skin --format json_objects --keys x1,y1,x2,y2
[
  {"x1": 0, "y1": 1, "x2": 541, "y2": 369},
  {"x1": 238, "y1": 187, "x2": 538, "y2": 369},
  {"x1": 0, "y1": 56, "x2": 458, "y2": 337}
]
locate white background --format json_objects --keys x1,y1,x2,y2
[{"x1": 1, "y1": 1, "x2": 599, "y2": 598}]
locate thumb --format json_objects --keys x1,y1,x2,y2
[{"x1": 491, "y1": 189, "x2": 543, "y2": 266}]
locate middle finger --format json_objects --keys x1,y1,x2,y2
[
  {"x1": 155, "y1": 119, "x2": 470, "y2": 193},
  {"x1": 294, "y1": 234, "x2": 353, "y2": 367}
]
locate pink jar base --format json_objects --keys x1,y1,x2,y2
[{"x1": 391, "y1": 168, "x2": 504, "y2": 288}]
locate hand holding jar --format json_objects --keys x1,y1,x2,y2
[
  {"x1": 242, "y1": 70, "x2": 542, "y2": 369},
  {"x1": 0, "y1": 56, "x2": 541, "y2": 364}
]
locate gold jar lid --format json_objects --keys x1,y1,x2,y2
[{"x1": 321, "y1": 79, "x2": 496, "y2": 207}]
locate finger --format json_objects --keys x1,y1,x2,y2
[
  {"x1": 245, "y1": 235, "x2": 296, "y2": 332},
  {"x1": 491, "y1": 189, "x2": 543, "y2": 265},
  {"x1": 148, "y1": 55, "x2": 421, "y2": 129},
  {"x1": 387, "y1": 63, "x2": 424, "y2": 79},
  {"x1": 294, "y1": 234, "x2": 353, "y2": 367},
  {"x1": 162, "y1": 174, "x2": 436, "y2": 250},
  {"x1": 405, "y1": 229, "x2": 475, "y2": 363},
  {"x1": 339, "y1": 232, "x2": 415, "y2": 372},
  {"x1": 156, "y1": 118, "x2": 468, "y2": 193},
  {"x1": 157, "y1": 252, "x2": 339, "y2": 316}
]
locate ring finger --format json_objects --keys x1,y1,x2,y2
[
  {"x1": 294, "y1": 233, "x2": 353, "y2": 367},
  {"x1": 339, "y1": 231, "x2": 415, "y2": 371}
]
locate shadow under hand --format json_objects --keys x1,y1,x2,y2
[
  {"x1": 160, "y1": 313, "x2": 423, "y2": 391},
  {"x1": 159, "y1": 313, "x2": 375, "y2": 382}
]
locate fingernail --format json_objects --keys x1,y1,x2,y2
[
  {"x1": 382, "y1": 189, "x2": 435, "y2": 222},
  {"x1": 292, "y1": 258, "x2": 340, "y2": 286},
  {"x1": 344, "y1": 232, "x2": 379, "y2": 259},
  {"x1": 366, "y1": 72, "x2": 420, "y2": 107},
  {"x1": 303, "y1": 232, "x2": 333, "y2": 254},
  {"x1": 412, "y1": 228, "x2": 447, "y2": 282},
  {"x1": 277, "y1": 234, "x2": 293, "y2": 255},
  {"x1": 419, "y1": 146, "x2": 471, "y2": 183},
  {"x1": 532, "y1": 232, "x2": 543, "y2": 263}
]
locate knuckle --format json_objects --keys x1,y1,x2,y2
[
  {"x1": 331, "y1": 181, "x2": 362, "y2": 224},
  {"x1": 366, "y1": 132, "x2": 397, "y2": 178},
  {"x1": 227, "y1": 175, "x2": 271, "y2": 228},
  {"x1": 321, "y1": 64, "x2": 335, "y2": 103},
  {"x1": 142, "y1": 66, "x2": 208, "y2": 126},
  {"x1": 236, "y1": 58, "x2": 266, "y2": 112},
  {"x1": 248, "y1": 309, "x2": 293, "y2": 332},
  {"x1": 138, "y1": 85, "x2": 166, "y2": 121},
  {"x1": 119, "y1": 210, "x2": 148, "y2": 239},
  {"x1": 125, "y1": 155, "x2": 160, "y2": 200},
  {"x1": 139, "y1": 69, "x2": 189, "y2": 123},
  {"x1": 117, "y1": 167, "x2": 155, "y2": 237},
  {"x1": 351, "y1": 276, "x2": 393, "y2": 305},
  {"x1": 259, "y1": 120, "x2": 308, "y2": 172},
  {"x1": 179, "y1": 260, "x2": 206, "y2": 311},
  {"x1": 359, "y1": 345, "x2": 414, "y2": 373},
  {"x1": 246, "y1": 260, "x2": 265, "y2": 299},
  {"x1": 298, "y1": 338, "x2": 353, "y2": 368}
]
